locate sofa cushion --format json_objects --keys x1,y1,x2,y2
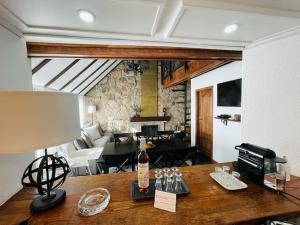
[
  {"x1": 81, "y1": 131, "x2": 94, "y2": 148},
  {"x1": 93, "y1": 136, "x2": 110, "y2": 148},
  {"x1": 73, "y1": 138, "x2": 88, "y2": 150},
  {"x1": 83, "y1": 124, "x2": 101, "y2": 141},
  {"x1": 96, "y1": 122, "x2": 105, "y2": 136},
  {"x1": 104, "y1": 131, "x2": 114, "y2": 142}
]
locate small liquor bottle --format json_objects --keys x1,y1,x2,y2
[{"x1": 138, "y1": 138, "x2": 149, "y2": 194}]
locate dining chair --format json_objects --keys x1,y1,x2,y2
[
  {"x1": 157, "y1": 131, "x2": 174, "y2": 141},
  {"x1": 170, "y1": 145, "x2": 197, "y2": 167},
  {"x1": 114, "y1": 133, "x2": 134, "y2": 144},
  {"x1": 107, "y1": 133, "x2": 135, "y2": 173},
  {"x1": 147, "y1": 148, "x2": 167, "y2": 169}
]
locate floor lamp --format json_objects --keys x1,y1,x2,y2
[
  {"x1": 0, "y1": 91, "x2": 80, "y2": 212},
  {"x1": 88, "y1": 105, "x2": 96, "y2": 125}
]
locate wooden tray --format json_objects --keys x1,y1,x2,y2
[{"x1": 131, "y1": 179, "x2": 190, "y2": 200}]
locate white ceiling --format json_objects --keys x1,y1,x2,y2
[
  {"x1": 31, "y1": 58, "x2": 121, "y2": 96},
  {"x1": 1, "y1": 0, "x2": 300, "y2": 49}
]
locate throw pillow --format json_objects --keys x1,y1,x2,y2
[
  {"x1": 96, "y1": 122, "x2": 105, "y2": 136},
  {"x1": 81, "y1": 131, "x2": 94, "y2": 148},
  {"x1": 83, "y1": 124, "x2": 101, "y2": 141},
  {"x1": 73, "y1": 138, "x2": 88, "y2": 150}
]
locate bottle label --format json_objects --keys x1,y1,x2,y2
[{"x1": 138, "y1": 162, "x2": 149, "y2": 188}]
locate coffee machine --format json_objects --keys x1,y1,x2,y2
[{"x1": 234, "y1": 143, "x2": 287, "y2": 190}]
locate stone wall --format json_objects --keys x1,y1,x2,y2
[{"x1": 84, "y1": 61, "x2": 189, "y2": 132}]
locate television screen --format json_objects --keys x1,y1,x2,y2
[{"x1": 217, "y1": 79, "x2": 242, "y2": 107}]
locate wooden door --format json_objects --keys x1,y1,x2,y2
[{"x1": 196, "y1": 87, "x2": 213, "y2": 158}]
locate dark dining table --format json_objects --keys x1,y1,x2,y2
[
  {"x1": 101, "y1": 141, "x2": 138, "y2": 172},
  {"x1": 101, "y1": 139, "x2": 197, "y2": 173}
]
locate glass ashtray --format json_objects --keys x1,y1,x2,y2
[{"x1": 78, "y1": 188, "x2": 110, "y2": 216}]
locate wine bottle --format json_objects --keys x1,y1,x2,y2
[{"x1": 138, "y1": 138, "x2": 149, "y2": 194}]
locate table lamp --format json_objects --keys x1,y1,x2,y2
[
  {"x1": 0, "y1": 91, "x2": 80, "y2": 212},
  {"x1": 88, "y1": 105, "x2": 97, "y2": 124}
]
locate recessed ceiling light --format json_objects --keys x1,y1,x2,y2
[
  {"x1": 224, "y1": 23, "x2": 239, "y2": 34},
  {"x1": 78, "y1": 10, "x2": 95, "y2": 23}
]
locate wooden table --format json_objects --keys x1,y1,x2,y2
[{"x1": 1, "y1": 163, "x2": 300, "y2": 225}]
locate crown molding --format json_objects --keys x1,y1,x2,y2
[
  {"x1": 0, "y1": 4, "x2": 24, "y2": 38},
  {"x1": 0, "y1": 18, "x2": 23, "y2": 38},
  {"x1": 151, "y1": 3, "x2": 164, "y2": 36},
  {"x1": 25, "y1": 33, "x2": 246, "y2": 51},
  {"x1": 183, "y1": 0, "x2": 300, "y2": 18},
  {"x1": 164, "y1": 0, "x2": 184, "y2": 38},
  {"x1": 247, "y1": 25, "x2": 300, "y2": 49},
  {"x1": 0, "y1": 3, "x2": 28, "y2": 31},
  {"x1": 23, "y1": 24, "x2": 248, "y2": 49},
  {"x1": 0, "y1": 0, "x2": 246, "y2": 50}
]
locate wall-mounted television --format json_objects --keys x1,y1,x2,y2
[{"x1": 217, "y1": 78, "x2": 242, "y2": 107}]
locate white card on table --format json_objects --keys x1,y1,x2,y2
[{"x1": 154, "y1": 190, "x2": 176, "y2": 212}]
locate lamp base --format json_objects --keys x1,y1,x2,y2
[{"x1": 30, "y1": 189, "x2": 66, "y2": 212}]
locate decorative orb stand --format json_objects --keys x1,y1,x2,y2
[{"x1": 21, "y1": 149, "x2": 70, "y2": 212}]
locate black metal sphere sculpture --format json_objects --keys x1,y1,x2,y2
[{"x1": 21, "y1": 149, "x2": 70, "y2": 212}]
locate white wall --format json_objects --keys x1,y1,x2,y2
[
  {"x1": 191, "y1": 61, "x2": 242, "y2": 162},
  {"x1": 242, "y1": 32, "x2": 300, "y2": 176},
  {"x1": 0, "y1": 24, "x2": 33, "y2": 205},
  {"x1": 0, "y1": 27, "x2": 32, "y2": 90},
  {"x1": 78, "y1": 95, "x2": 86, "y2": 127}
]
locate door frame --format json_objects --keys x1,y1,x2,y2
[{"x1": 195, "y1": 86, "x2": 213, "y2": 158}]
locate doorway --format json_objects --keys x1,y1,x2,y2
[{"x1": 196, "y1": 86, "x2": 213, "y2": 158}]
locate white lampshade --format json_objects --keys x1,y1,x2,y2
[
  {"x1": 88, "y1": 105, "x2": 96, "y2": 113},
  {"x1": 0, "y1": 91, "x2": 81, "y2": 154}
]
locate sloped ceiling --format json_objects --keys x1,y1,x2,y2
[
  {"x1": 31, "y1": 58, "x2": 121, "y2": 96},
  {"x1": 1, "y1": 0, "x2": 300, "y2": 49}
]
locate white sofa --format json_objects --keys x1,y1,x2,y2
[
  {"x1": 78, "y1": 123, "x2": 113, "y2": 174},
  {"x1": 92, "y1": 131, "x2": 113, "y2": 148},
  {"x1": 61, "y1": 142, "x2": 104, "y2": 175},
  {"x1": 81, "y1": 123, "x2": 113, "y2": 148}
]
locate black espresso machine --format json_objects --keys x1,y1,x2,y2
[{"x1": 233, "y1": 143, "x2": 277, "y2": 186}]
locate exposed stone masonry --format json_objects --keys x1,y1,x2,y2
[{"x1": 84, "y1": 61, "x2": 190, "y2": 132}]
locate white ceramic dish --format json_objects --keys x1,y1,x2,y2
[{"x1": 210, "y1": 172, "x2": 248, "y2": 190}]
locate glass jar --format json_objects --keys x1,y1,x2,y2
[
  {"x1": 162, "y1": 168, "x2": 170, "y2": 186},
  {"x1": 174, "y1": 171, "x2": 183, "y2": 193},
  {"x1": 164, "y1": 171, "x2": 173, "y2": 193},
  {"x1": 264, "y1": 157, "x2": 287, "y2": 191},
  {"x1": 155, "y1": 172, "x2": 163, "y2": 191}
]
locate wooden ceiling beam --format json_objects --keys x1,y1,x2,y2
[
  {"x1": 44, "y1": 59, "x2": 80, "y2": 87},
  {"x1": 71, "y1": 60, "x2": 109, "y2": 92},
  {"x1": 59, "y1": 59, "x2": 98, "y2": 91},
  {"x1": 79, "y1": 60, "x2": 118, "y2": 95},
  {"x1": 32, "y1": 59, "x2": 51, "y2": 75},
  {"x1": 26, "y1": 42, "x2": 242, "y2": 60},
  {"x1": 81, "y1": 60, "x2": 122, "y2": 96},
  {"x1": 163, "y1": 60, "x2": 233, "y2": 88}
]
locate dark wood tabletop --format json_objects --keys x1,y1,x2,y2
[
  {"x1": 102, "y1": 141, "x2": 138, "y2": 156},
  {"x1": 1, "y1": 163, "x2": 300, "y2": 225},
  {"x1": 101, "y1": 139, "x2": 195, "y2": 157},
  {"x1": 101, "y1": 140, "x2": 197, "y2": 171}
]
